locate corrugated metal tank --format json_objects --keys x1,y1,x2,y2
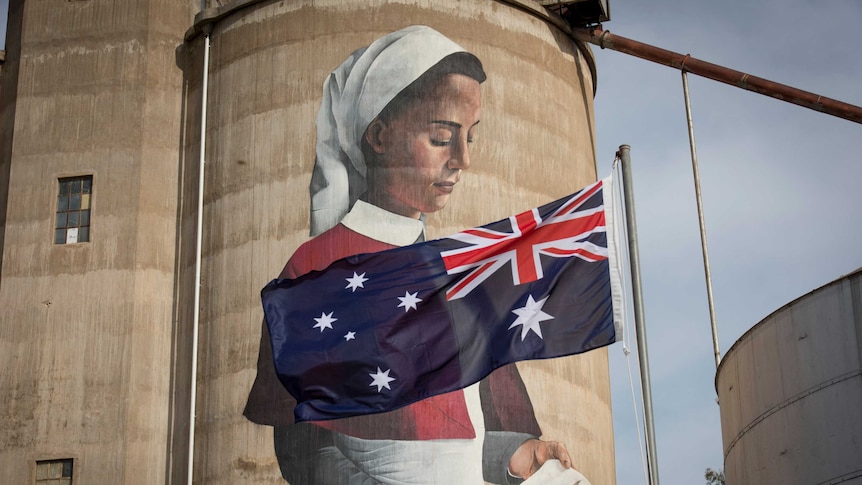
[
  {"x1": 184, "y1": 0, "x2": 613, "y2": 483},
  {"x1": 716, "y1": 268, "x2": 862, "y2": 484}
]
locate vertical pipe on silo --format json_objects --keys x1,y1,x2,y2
[{"x1": 189, "y1": 24, "x2": 212, "y2": 485}]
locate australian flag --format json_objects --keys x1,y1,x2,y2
[{"x1": 262, "y1": 177, "x2": 623, "y2": 423}]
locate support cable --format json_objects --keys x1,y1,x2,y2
[{"x1": 681, "y1": 71, "x2": 722, "y2": 369}]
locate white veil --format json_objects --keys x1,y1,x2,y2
[{"x1": 309, "y1": 25, "x2": 473, "y2": 236}]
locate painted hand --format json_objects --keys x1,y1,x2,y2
[{"x1": 508, "y1": 439, "x2": 573, "y2": 480}]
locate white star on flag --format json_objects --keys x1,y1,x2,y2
[
  {"x1": 344, "y1": 331, "x2": 356, "y2": 341},
  {"x1": 508, "y1": 294, "x2": 554, "y2": 341},
  {"x1": 345, "y1": 272, "x2": 369, "y2": 292},
  {"x1": 397, "y1": 291, "x2": 422, "y2": 312},
  {"x1": 369, "y1": 367, "x2": 395, "y2": 392},
  {"x1": 313, "y1": 311, "x2": 337, "y2": 332}
]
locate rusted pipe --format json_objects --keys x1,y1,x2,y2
[{"x1": 574, "y1": 26, "x2": 862, "y2": 125}]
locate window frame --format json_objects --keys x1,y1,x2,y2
[
  {"x1": 35, "y1": 458, "x2": 74, "y2": 484},
  {"x1": 54, "y1": 175, "x2": 93, "y2": 245}
]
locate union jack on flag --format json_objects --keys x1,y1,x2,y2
[
  {"x1": 262, "y1": 177, "x2": 623, "y2": 422},
  {"x1": 441, "y1": 181, "x2": 608, "y2": 300}
]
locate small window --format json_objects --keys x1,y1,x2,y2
[
  {"x1": 55, "y1": 176, "x2": 92, "y2": 244},
  {"x1": 36, "y1": 459, "x2": 73, "y2": 484}
]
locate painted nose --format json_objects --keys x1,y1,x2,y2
[{"x1": 448, "y1": 137, "x2": 471, "y2": 171}]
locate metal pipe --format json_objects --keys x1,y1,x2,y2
[
  {"x1": 618, "y1": 145, "x2": 661, "y2": 485},
  {"x1": 188, "y1": 27, "x2": 211, "y2": 485},
  {"x1": 573, "y1": 26, "x2": 862, "y2": 125},
  {"x1": 681, "y1": 71, "x2": 722, "y2": 370}
]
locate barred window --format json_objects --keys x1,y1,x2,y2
[
  {"x1": 55, "y1": 176, "x2": 92, "y2": 245},
  {"x1": 36, "y1": 459, "x2": 73, "y2": 484}
]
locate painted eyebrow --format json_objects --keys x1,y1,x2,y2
[{"x1": 430, "y1": 120, "x2": 481, "y2": 129}]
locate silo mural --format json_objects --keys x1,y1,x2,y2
[{"x1": 190, "y1": 1, "x2": 612, "y2": 484}]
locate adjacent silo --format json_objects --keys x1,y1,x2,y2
[
  {"x1": 0, "y1": 0, "x2": 197, "y2": 484},
  {"x1": 716, "y1": 268, "x2": 862, "y2": 484},
  {"x1": 183, "y1": 0, "x2": 612, "y2": 483}
]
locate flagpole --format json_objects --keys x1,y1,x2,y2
[
  {"x1": 681, "y1": 72, "x2": 721, "y2": 370},
  {"x1": 618, "y1": 145, "x2": 660, "y2": 485}
]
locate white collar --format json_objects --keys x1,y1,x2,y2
[{"x1": 340, "y1": 200, "x2": 425, "y2": 247}]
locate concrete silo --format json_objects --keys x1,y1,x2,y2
[
  {"x1": 0, "y1": 0, "x2": 198, "y2": 483},
  {"x1": 185, "y1": 1, "x2": 612, "y2": 483},
  {"x1": 716, "y1": 268, "x2": 862, "y2": 484}
]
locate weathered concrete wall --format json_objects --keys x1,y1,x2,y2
[
  {"x1": 717, "y1": 268, "x2": 862, "y2": 484},
  {"x1": 0, "y1": 0, "x2": 195, "y2": 483},
  {"x1": 187, "y1": 1, "x2": 611, "y2": 484},
  {"x1": 0, "y1": 0, "x2": 23, "y2": 287}
]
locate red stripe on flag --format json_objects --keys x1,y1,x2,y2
[
  {"x1": 460, "y1": 228, "x2": 508, "y2": 240},
  {"x1": 555, "y1": 181, "x2": 602, "y2": 216},
  {"x1": 446, "y1": 260, "x2": 497, "y2": 300},
  {"x1": 513, "y1": 211, "x2": 540, "y2": 283}
]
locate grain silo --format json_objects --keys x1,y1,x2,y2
[
  {"x1": 0, "y1": 0, "x2": 197, "y2": 483},
  {"x1": 0, "y1": 1, "x2": 613, "y2": 483},
  {"x1": 716, "y1": 268, "x2": 862, "y2": 484}
]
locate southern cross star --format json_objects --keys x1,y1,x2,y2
[
  {"x1": 369, "y1": 367, "x2": 395, "y2": 392},
  {"x1": 345, "y1": 272, "x2": 369, "y2": 292},
  {"x1": 344, "y1": 331, "x2": 356, "y2": 341},
  {"x1": 397, "y1": 291, "x2": 422, "y2": 312},
  {"x1": 508, "y1": 294, "x2": 554, "y2": 341},
  {"x1": 313, "y1": 311, "x2": 337, "y2": 332}
]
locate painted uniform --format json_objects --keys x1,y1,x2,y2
[{"x1": 245, "y1": 201, "x2": 541, "y2": 484}]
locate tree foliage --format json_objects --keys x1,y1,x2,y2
[{"x1": 705, "y1": 468, "x2": 726, "y2": 485}]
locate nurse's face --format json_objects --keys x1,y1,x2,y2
[{"x1": 365, "y1": 73, "x2": 481, "y2": 219}]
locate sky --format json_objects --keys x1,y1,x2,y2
[
  {"x1": 0, "y1": 1, "x2": 5, "y2": 51},
  {"x1": 2, "y1": 1, "x2": 859, "y2": 484},
  {"x1": 593, "y1": 0, "x2": 862, "y2": 483}
]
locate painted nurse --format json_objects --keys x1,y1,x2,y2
[{"x1": 245, "y1": 25, "x2": 578, "y2": 484}]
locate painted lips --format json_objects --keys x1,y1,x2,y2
[{"x1": 433, "y1": 181, "x2": 456, "y2": 193}]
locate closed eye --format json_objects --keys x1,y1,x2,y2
[{"x1": 430, "y1": 126, "x2": 455, "y2": 146}]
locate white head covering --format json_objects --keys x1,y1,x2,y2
[{"x1": 309, "y1": 25, "x2": 475, "y2": 236}]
